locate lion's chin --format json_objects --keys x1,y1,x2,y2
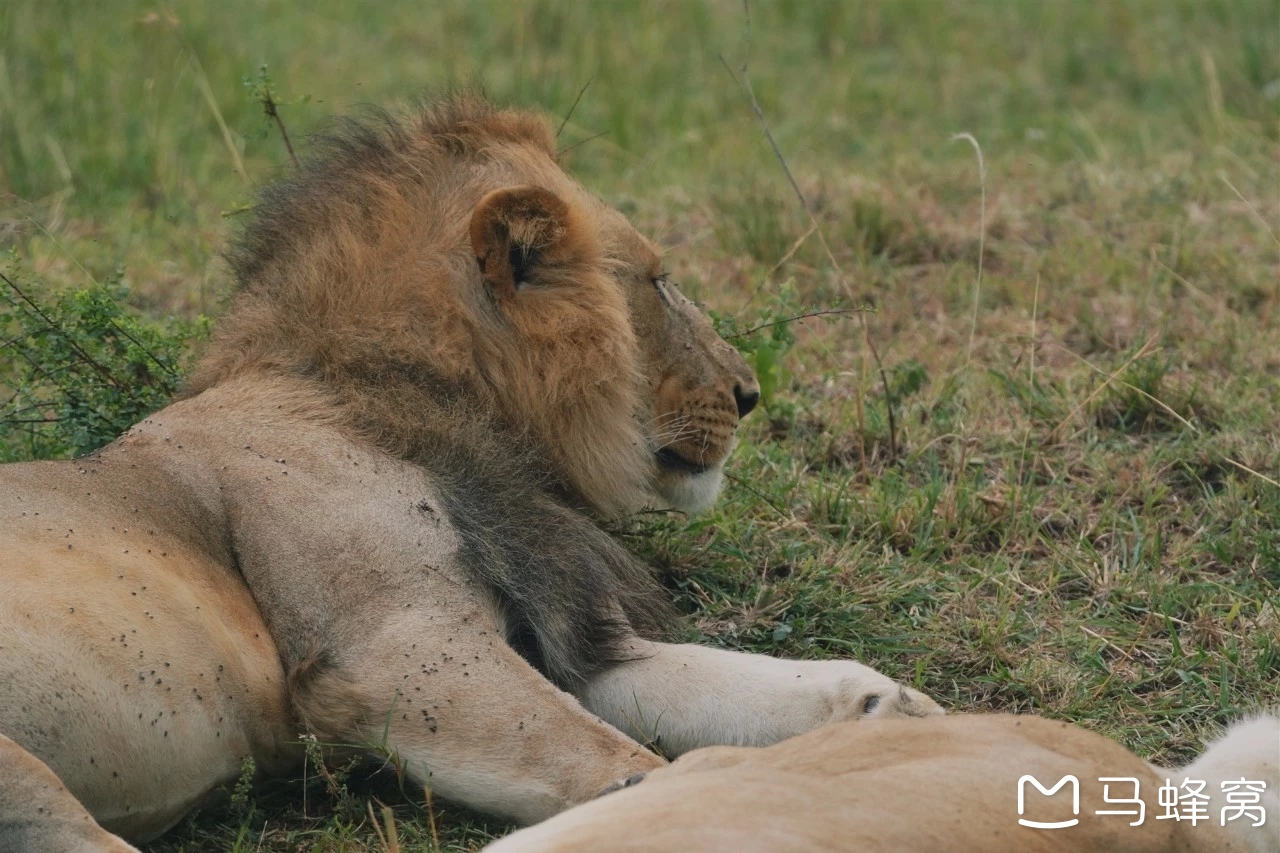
[{"x1": 653, "y1": 464, "x2": 725, "y2": 515}]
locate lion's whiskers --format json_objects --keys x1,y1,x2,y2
[{"x1": 646, "y1": 415, "x2": 702, "y2": 452}]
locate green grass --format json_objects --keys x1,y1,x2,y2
[{"x1": 3, "y1": 1, "x2": 1279, "y2": 850}]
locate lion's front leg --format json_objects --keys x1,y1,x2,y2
[
  {"x1": 291, "y1": 609, "x2": 663, "y2": 825},
  {"x1": 577, "y1": 640, "x2": 942, "y2": 756}
]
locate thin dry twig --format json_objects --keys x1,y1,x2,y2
[
  {"x1": 259, "y1": 87, "x2": 299, "y2": 170},
  {"x1": 723, "y1": 307, "x2": 871, "y2": 339},
  {"x1": 4, "y1": 218, "x2": 178, "y2": 387},
  {"x1": 0, "y1": 270, "x2": 124, "y2": 389},
  {"x1": 107, "y1": 318, "x2": 181, "y2": 387},
  {"x1": 764, "y1": 221, "x2": 818, "y2": 275},
  {"x1": 721, "y1": 0, "x2": 898, "y2": 459},
  {"x1": 724, "y1": 470, "x2": 790, "y2": 519},
  {"x1": 557, "y1": 74, "x2": 595, "y2": 139},
  {"x1": 557, "y1": 130, "x2": 610, "y2": 159}
]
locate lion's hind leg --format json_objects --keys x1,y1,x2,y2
[{"x1": 0, "y1": 732, "x2": 140, "y2": 853}]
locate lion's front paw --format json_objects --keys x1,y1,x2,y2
[
  {"x1": 812, "y1": 666, "x2": 945, "y2": 724},
  {"x1": 842, "y1": 683, "x2": 944, "y2": 720}
]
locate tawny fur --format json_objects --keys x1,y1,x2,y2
[
  {"x1": 1, "y1": 95, "x2": 948, "y2": 853},
  {"x1": 488, "y1": 713, "x2": 1280, "y2": 853},
  {"x1": 185, "y1": 96, "x2": 652, "y2": 517}
]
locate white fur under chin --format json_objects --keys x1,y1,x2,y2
[{"x1": 656, "y1": 465, "x2": 725, "y2": 515}]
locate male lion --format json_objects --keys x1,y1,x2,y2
[{"x1": 0, "y1": 95, "x2": 939, "y2": 851}]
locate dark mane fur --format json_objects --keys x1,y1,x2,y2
[
  {"x1": 191, "y1": 93, "x2": 669, "y2": 689},
  {"x1": 226, "y1": 94, "x2": 557, "y2": 292}
]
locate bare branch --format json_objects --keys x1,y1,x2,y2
[
  {"x1": 557, "y1": 130, "x2": 611, "y2": 159},
  {"x1": 724, "y1": 471, "x2": 790, "y2": 519},
  {"x1": 0, "y1": 270, "x2": 125, "y2": 389},
  {"x1": 105, "y1": 318, "x2": 181, "y2": 387},
  {"x1": 557, "y1": 74, "x2": 596, "y2": 140},
  {"x1": 723, "y1": 0, "x2": 899, "y2": 459},
  {"x1": 260, "y1": 87, "x2": 299, "y2": 170},
  {"x1": 723, "y1": 307, "x2": 871, "y2": 340}
]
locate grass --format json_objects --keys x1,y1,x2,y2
[{"x1": 3, "y1": 0, "x2": 1279, "y2": 849}]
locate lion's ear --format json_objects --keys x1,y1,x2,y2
[{"x1": 469, "y1": 185, "x2": 584, "y2": 297}]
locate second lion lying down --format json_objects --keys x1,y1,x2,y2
[
  {"x1": 489, "y1": 712, "x2": 1280, "y2": 853},
  {"x1": 0, "y1": 95, "x2": 938, "y2": 852}
]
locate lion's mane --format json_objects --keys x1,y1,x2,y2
[{"x1": 182, "y1": 95, "x2": 671, "y2": 688}]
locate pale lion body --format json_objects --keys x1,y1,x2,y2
[
  {"x1": 490, "y1": 713, "x2": 1280, "y2": 853},
  {"x1": 0, "y1": 97, "x2": 939, "y2": 851}
]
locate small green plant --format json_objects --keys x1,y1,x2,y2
[
  {"x1": 0, "y1": 263, "x2": 206, "y2": 462},
  {"x1": 228, "y1": 756, "x2": 258, "y2": 823},
  {"x1": 710, "y1": 280, "x2": 805, "y2": 414},
  {"x1": 713, "y1": 281, "x2": 874, "y2": 429}
]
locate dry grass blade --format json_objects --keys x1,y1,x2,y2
[
  {"x1": 424, "y1": 785, "x2": 441, "y2": 850},
  {"x1": 1219, "y1": 172, "x2": 1280, "y2": 314},
  {"x1": 186, "y1": 52, "x2": 249, "y2": 184},
  {"x1": 1054, "y1": 343, "x2": 1279, "y2": 491},
  {"x1": 950, "y1": 132, "x2": 986, "y2": 368},
  {"x1": 1090, "y1": 613, "x2": 1154, "y2": 699},
  {"x1": 380, "y1": 803, "x2": 401, "y2": 853},
  {"x1": 366, "y1": 799, "x2": 401, "y2": 853},
  {"x1": 1223, "y1": 458, "x2": 1280, "y2": 490},
  {"x1": 1218, "y1": 173, "x2": 1280, "y2": 249},
  {"x1": 1028, "y1": 271, "x2": 1040, "y2": 384},
  {"x1": 1046, "y1": 334, "x2": 1160, "y2": 441},
  {"x1": 724, "y1": 470, "x2": 791, "y2": 519},
  {"x1": 741, "y1": 221, "x2": 818, "y2": 311}
]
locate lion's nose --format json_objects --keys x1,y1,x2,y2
[{"x1": 733, "y1": 383, "x2": 760, "y2": 419}]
